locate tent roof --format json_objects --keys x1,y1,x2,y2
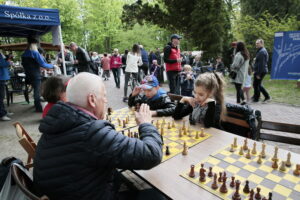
[
  {"x1": 0, "y1": 42, "x2": 67, "y2": 51},
  {"x1": 0, "y1": 5, "x2": 60, "y2": 37}
]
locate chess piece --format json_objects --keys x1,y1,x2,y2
[
  {"x1": 121, "y1": 130, "x2": 124, "y2": 135},
  {"x1": 239, "y1": 146, "x2": 244, "y2": 156},
  {"x1": 262, "y1": 197, "x2": 267, "y2": 200},
  {"x1": 252, "y1": 142, "x2": 257, "y2": 154},
  {"x1": 182, "y1": 141, "x2": 188, "y2": 155},
  {"x1": 208, "y1": 167, "x2": 213, "y2": 177},
  {"x1": 161, "y1": 135, "x2": 164, "y2": 145},
  {"x1": 165, "y1": 146, "x2": 170, "y2": 156},
  {"x1": 230, "y1": 144, "x2": 235, "y2": 152},
  {"x1": 246, "y1": 149, "x2": 251, "y2": 159},
  {"x1": 272, "y1": 160, "x2": 278, "y2": 169},
  {"x1": 230, "y1": 176, "x2": 235, "y2": 188},
  {"x1": 243, "y1": 180, "x2": 250, "y2": 193},
  {"x1": 255, "y1": 187, "x2": 261, "y2": 200},
  {"x1": 168, "y1": 122, "x2": 171, "y2": 129},
  {"x1": 286, "y1": 152, "x2": 292, "y2": 167},
  {"x1": 108, "y1": 116, "x2": 112, "y2": 123},
  {"x1": 257, "y1": 155, "x2": 263, "y2": 164},
  {"x1": 200, "y1": 128, "x2": 205, "y2": 137},
  {"x1": 117, "y1": 118, "x2": 121, "y2": 126},
  {"x1": 160, "y1": 127, "x2": 164, "y2": 136},
  {"x1": 249, "y1": 189, "x2": 254, "y2": 200},
  {"x1": 182, "y1": 120, "x2": 186, "y2": 130},
  {"x1": 179, "y1": 128, "x2": 182, "y2": 137},
  {"x1": 279, "y1": 161, "x2": 286, "y2": 171},
  {"x1": 183, "y1": 127, "x2": 187, "y2": 135},
  {"x1": 162, "y1": 117, "x2": 166, "y2": 125},
  {"x1": 195, "y1": 131, "x2": 199, "y2": 139},
  {"x1": 293, "y1": 164, "x2": 300, "y2": 176},
  {"x1": 189, "y1": 165, "x2": 195, "y2": 178},
  {"x1": 261, "y1": 143, "x2": 266, "y2": 158},
  {"x1": 126, "y1": 116, "x2": 129, "y2": 124},
  {"x1": 211, "y1": 173, "x2": 218, "y2": 190},
  {"x1": 233, "y1": 137, "x2": 238, "y2": 148},
  {"x1": 232, "y1": 180, "x2": 241, "y2": 200},
  {"x1": 272, "y1": 146, "x2": 279, "y2": 161},
  {"x1": 107, "y1": 107, "x2": 112, "y2": 115},
  {"x1": 218, "y1": 172, "x2": 223, "y2": 182},
  {"x1": 219, "y1": 176, "x2": 228, "y2": 193},
  {"x1": 243, "y1": 139, "x2": 248, "y2": 150},
  {"x1": 156, "y1": 120, "x2": 160, "y2": 129},
  {"x1": 223, "y1": 171, "x2": 227, "y2": 179},
  {"x1": 123, "y1": 120, "x2": 126, "y2": 128},
  {"x1": 172, "y1": 120, "x2": 175, "y2": 128},
  {"x1": 199, "y1": 163, "x2": 206, "y2": 182},
  {"x1": 268, "y1": 192, "x2": 272, "y2": 200}
]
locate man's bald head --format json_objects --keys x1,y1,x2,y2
[{"x1": 67, "y1": 72, "x2": 105, "y2": 109}]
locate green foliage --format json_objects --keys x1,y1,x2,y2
[{"x1": 122, "y1": 0, "x2": 232, "y2": 60}]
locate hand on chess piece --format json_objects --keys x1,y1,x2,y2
[
  {"x1": 135, "y1": 104, "x2": 152, "y2": 125},
  {"x1": 131, "y1": 86, "x2": 142, "y2": 97}
]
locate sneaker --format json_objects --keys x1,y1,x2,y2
[
  {"x1": 1, "y1": 115, "x2": 11, "y2": 121},
  {"x1": 262, "y1": 97, "x2": 271, "y2": 103},
  {"x1": 6, "y1": 112, "x2": 14, "y2": 117}
]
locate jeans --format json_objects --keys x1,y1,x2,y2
[
  {"x1": 253, "y1": 73, "x2": 270, "y2": 101},
  {"x1": 112, "y1": 68, "x2": 121, "y2": 88},
  {"x1": 31, "y1": 78, "x2": 42, "y2": 112},
  {"x1": 234, "y1": 83, "x2": 244, "y2": 103},
  {"x1": 167, "y1": 71, "x2": 180, "y2": 94},
  {"x1": 124, "y1": 72, "x2": 138, "y2": 97},
  {"x1": 0, "y1": 80, "x2": 7, "y2": 117}
]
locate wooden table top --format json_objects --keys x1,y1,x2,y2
[{"x1": 133, "y1": 118, "x2": 300, "y2": 200}]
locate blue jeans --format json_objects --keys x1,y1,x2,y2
[
  {"x1": 112, "y1": 68, "x2": 120, "y2": 88},
  {"x1": 0, "y1": 80, "x2": 7, "y2": 117},
  {"x1": 167, "y1": 71, "x2": 180, "y2": 94}
]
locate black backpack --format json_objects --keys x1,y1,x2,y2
[{"x1": 0, "y1": 157, "x2": 24, "y2": 191}]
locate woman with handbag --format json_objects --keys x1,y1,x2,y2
[{"x1": 230, "y1": 42, "x2": 250, "y2": 104}]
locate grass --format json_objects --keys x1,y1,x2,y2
[{"x1": 225, "y1": 74, "x2": 300, "y2": 106}]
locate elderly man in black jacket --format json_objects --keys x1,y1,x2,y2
[
  {"x1": 70, "y1": 42, "x2": 95, "y2": 73},
  {"x1": 128, "y1": 75, "x2": 176, "y2": 117},
  {"x1": 33, "y1": 72, "x2": 163, "y2": 200},
  {"x1": 252, "y1": 39, "x2": 271, "y2": 103}
]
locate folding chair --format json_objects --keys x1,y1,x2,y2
[
  {"x1": 11, "y1": 164, "x2": 49, "y2": 200},
  {"x1": 13, "y1": 122, "x2": 36, "y2": 168}
]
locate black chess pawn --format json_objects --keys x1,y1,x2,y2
[
  {"x1": 243, "y1": 180, "x2": 250, "y2": 194},
  {"x1": 208, "y1": 167, "x2": 213, "y2": 177},
  {"x1": 199, "y1": 164, "x2": 206, "y2": 182},
  {"x1": 211, "y1": 173, "x2": 218, "y2": 190},
  {"x1": 218, "y1": 172, "x2": 223, "y2": 182},
  {"x1": 255, "y1": 187, "x2": 262, "y2": 200},
  {"x1": 230, "y1": 176, "x2": 235, "y2": 188},
  {"x1": 165, "y1": 146, "x2": 170, "y2": 156},
  {"x1": 232, "y1": 180, "x2": 241, "y2": 200},
  {"x1": 268, "y1": 192, "x2": 272, "y2": 200},
  {"x1": 219, "y1": 176, "x2": 228, "y2": 193},
  {"x1": 249, "y1": 189, "x2": 254, "y2": 200}
]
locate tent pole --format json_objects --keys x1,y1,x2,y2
[{"x1": 58, "y1": 25, "x2": 66, "y2": 75}]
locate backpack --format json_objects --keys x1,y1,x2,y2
[{"x1": 0, "y1": 157, "x2": 24, "y2": 191}]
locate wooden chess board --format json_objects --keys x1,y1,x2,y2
[
  {"x1": 180, "y1": 144, "x2": 300, "y2": 200},
  {"x1": 107, "y1": 107, "x2": 137, "y2": 131}
]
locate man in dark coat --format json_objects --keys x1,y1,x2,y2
[
  {"x1": 70, "y1": 42, "x2": 95, "y2": 73},
  {"x1": 33, "y1": 72, "x2": 163, "y2": 200},
  {"x1": 252, "y1": 39, "x2": 271, "y2": 102}
]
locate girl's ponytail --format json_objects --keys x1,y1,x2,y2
[{"x1": 213, "y1": 72, "x2": 226, "y2": 121}]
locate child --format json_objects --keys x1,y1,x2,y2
[
  {"x1": 180, "y1": 64, "x2": 194, "y2": 97},
  {"x1": 42, "y1": 76, "x2": 69, "y2": 118},
  {"x1": 242, "y1": 66, "x2": 252, "y2": 103},
  {"x1": 128, "y1": 75, "x2": 176, "y2": 117},
  {"x1": 101, "y1": 53, "x2": 110, "y2": 80},
  {"x1": 173, "y1": 72, "x2": 226, "y2": 128}
]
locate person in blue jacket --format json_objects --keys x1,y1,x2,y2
[
  {"x1": 0, "y1": 53, "x2": 13, "y2": 121},
  {"x1": 22, "y1": 38, "x2": 53, "y2": 112}
]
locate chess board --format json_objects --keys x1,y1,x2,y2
[
  {"x1": 180, "y1": 144, "x2": 300, "y2": 200},
  {"x1": 108, "y1": 107, "x2": 137, "y2": 131},
  {"x1": 162, "y1": 139, "x2": 184, "y2": 162}
]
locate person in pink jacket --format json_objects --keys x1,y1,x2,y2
[
  {"x1": 101, "y1": 53, "x2": 110, "y2": 80},
  {"x1": 110, "y1": 49, "x2": 122, "y2": 88}
]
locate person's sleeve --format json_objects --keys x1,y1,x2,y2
[
  {"x1": 230, "y1": 54, "x2": 243, "y2": 71},
  {"x1": 87, "y1": 122, "x2": 162, "y2": 170},
  {"x1": 203, "y1": 101, "x2": 216, "y2": 128},
  {"x1": 255, "y1": 51, "x2": 265, "y2": 75},
  {"x1": 163, "y1": 46, "x2": 177, "y2": 64},
  {"x1": 0, "y1": 55, "x2": 10, "y2": 68},
  {"x1": 32, "y1": 51, "x2": 53, "y2": 69},
  {"x1": 172, "y1": 102, "x2": 193, "y2": 120},
  {"x1": 128, "y1": 94, "x2": 145, "y2": 107},
  {"x1": 155, "y1": 96, "x2": 176, "y2": 116},
  {"x1": 64, "y1": 53, "x2": 74, "y2": 65}
]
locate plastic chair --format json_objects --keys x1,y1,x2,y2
[{"x1": 5, "y1": 76, "x2": 30, "y2": 106}]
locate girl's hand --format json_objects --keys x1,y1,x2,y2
[
  {"x1": 180, "y1": 97, "x2": 197, "y2": 107},
  {"x1": 201, "y1": 98, "x2": 215, "y2": 106}
]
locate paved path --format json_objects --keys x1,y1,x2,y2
[{"x1": 1, "y1": 72, "x2": 300, "y2": 162}]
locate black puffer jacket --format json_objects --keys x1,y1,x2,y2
[
  {"x1": 128, "y1": 91, "x2": 176, "y2": 117},
  {"x1": 33, "y1": 102, "x2": 162, "y2": 200}
]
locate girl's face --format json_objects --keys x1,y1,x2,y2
[{"x1": 193, "y1": 86, "x2": 210, "y2": 105}]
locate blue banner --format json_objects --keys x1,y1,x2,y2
[{"x1": 271, "y1": 31, "x2": 300, "y2": 80}]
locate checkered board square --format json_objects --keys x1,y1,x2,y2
[
  {"x1": 161, "y1": 139, "x2": 184, "y2": 162},
  {"x1": 211, "y1": 145, "x2": 300, "y2": 193},
  {"x1": 107, "y1": 107, "x2": 137, "y2": 131},
  {"x1": 180, "y1": 156, "x2": 299, "y2": 200}
]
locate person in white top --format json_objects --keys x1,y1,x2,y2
[
  {"x1": 123, "y1": 44, "x2": 143, "y2": 102},
  {"x1": 243, "y1": 66, "x2": 252, "y2": 103}
]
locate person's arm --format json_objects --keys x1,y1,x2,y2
[
  {"x1": 172, "y1": 102, "x2": 193, "y2": 120},
  {"x1": 155, "y1": 95, "x2": 176, "y2": 117},
  {"x1": 203, "y1": 101, "x2": 216, "y2": 128},
  {"x1": 32, "y1": 51, "x2": 53, "y2": 69},
  {"x1": 0, "y1": 55, "x2": 10, "y2": 68},
  {"x1": 230, "y1": 53, "x2": 243, "y2": 71},
  {"x1": 163, "y1": 45, "x2": 177, "y2": 64},
  {"x1": 66, "y1": 52, "x2": 75, "y2": 65},
  {"x1": 255, "y1": 51, "x2": 265, "y2": 75},
  {"x1": 128, "y1": 93, "x2": 146, "y2": 107}
]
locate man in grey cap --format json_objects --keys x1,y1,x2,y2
[{"x1": 163, "y1": 34, "x2": 182, "y2": 95}]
